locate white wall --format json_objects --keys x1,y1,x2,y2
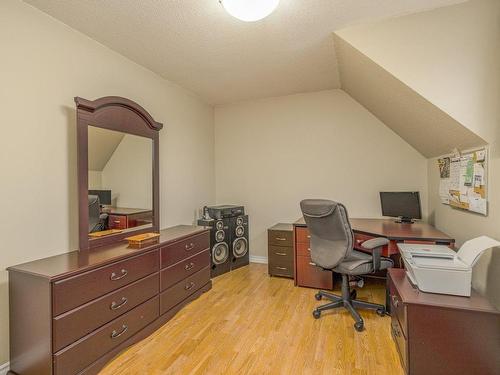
[
  {"x1": 336, "y1": 0, "x2": 500, "y2": 143},
  {"x1": 101, "y1": 134, "x2": 153, "y2": 209},
  {"x1": 88, "y1": 170, "x2": 102, "y2": 189},
  {"x1": 215, "y1": 90, "x2": 428, "y2": 258},
  {"x1": 0, "y1": 0, "x2": 214, "y2": 364}
]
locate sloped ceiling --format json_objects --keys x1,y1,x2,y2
[
  {"x1": 88, "y1": 127, "x2": 125, "y2": 171},
  {"x1": 333, "y1": 34, "x2": 486, "y2": 158},
  {"x1": 23, "y1": 0, "x2": 465, "y2": 105}
]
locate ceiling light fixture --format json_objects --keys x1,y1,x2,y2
[{"x1": 220, "y1": 0, "x2": 280, "y2": 22}]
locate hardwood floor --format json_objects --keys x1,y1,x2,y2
[{"x1": 100, "y1": 263, "x2": 403, "y2": 375}]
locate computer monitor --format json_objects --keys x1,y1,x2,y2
[
  {"x1": 88, "y1": 189, "x2": 112, "y2": 206},
  {"x1": 380, "y1": 191, "x2": 421, "y2": 223}
]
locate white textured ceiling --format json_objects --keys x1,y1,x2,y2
[{"x1": 24, "y1": 0, "x2": 464, "y2": 104}]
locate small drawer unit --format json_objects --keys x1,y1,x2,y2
[{"x1": 268, "y1": 223, "x2": 294, "y2": 278}]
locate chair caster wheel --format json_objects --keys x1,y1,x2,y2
[
  {"x1": 354, "y1": 321, "x2": 364, "y2": 332},
  {"x1": 350, "y1": 290, "x2": 357, "y2": 300},
  {"x1": 315, "y1": 293, "x2": 322, "y2": 301},
  {"x1": 376, "y1": 308, "x2": 386, "y2": 316},
  {"x1": 313, "y1": 310, "x2": 321, "y2": 319}
]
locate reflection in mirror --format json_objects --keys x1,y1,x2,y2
[{"x1": 87, "y1": 126, "x2": 153, "y2": 239}]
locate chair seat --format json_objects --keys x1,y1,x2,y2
[{"x1": 333, "y1": 250, "x2": 393, "y2": 275}]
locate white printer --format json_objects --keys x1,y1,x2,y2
[{"x1": 398, "y1": 236, "x2": 500, "y2": 297}]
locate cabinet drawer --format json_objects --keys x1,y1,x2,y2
[
  {"x1": 53, "y1": 296, "x2": 159, "y2": 375},
  {"x1": 108, "y1": 215, "x2": 127, "y2": 229},
  {"x1": 391, "y1": 317, "x2": 408, "y2": 371},
  {"x1": 161, "y1": 232, "x2": 210, "y2": 268},
  {"x1": 268, "y1": 245, "x2": 293, "y2": 260},
  {"x1": 53, "y1": 250, "x2": 159, "y2": 315},
  {"x1": 160, "y1": 266, "x2": 210, "y2": 315},
  {"x1": 53, "y1": 273, "x2": 159, "y2": 352},
  {"x1": 389, "y1": 281, "x2": 407, "y2": 338},
  {"x1": 295, "y1": 227, "x2": 310, "y2": 244},
  {"x1": 268, "y1": 230, "x2": 293, "y2": 247},
  {"x1": 268, "y1": 258, "x2": 294, "y2": 278},
  {"x1": 296, "y1": 255, "x2": 332, "y2": 289},
  {"x1": 295, "y1": 242, "x2": 311, "y2": 257},
  {"x1": 161, "y1": 250, "x2": 210, "y2": 291}
]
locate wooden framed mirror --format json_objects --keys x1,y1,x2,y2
[{"x1": 75, "y1": 96, "x2": 163, "y2": 250}]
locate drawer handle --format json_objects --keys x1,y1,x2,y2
[
  {"x1": 309, "y1": 262, "x2": 316, "y2": 266},
  {"x1": 307, "y1": 248, "x2": 311, "y2": 252},
  {"x1": 110, "y1": 269, "x2": 128, "y2": 281},
  {"x1": 185, "y1": 262, "x2": 195, "y2": 271},
  {"x1": 391, "y1": 295, "x2": 399, "y2": 308},
  {"x1": 111, "y1": 324, "x2": 128, "y2": 339},
  {"x1": 276, "y1": 266, "x2": 287, "y2": 270},
  {"x1": 185, "y1": 243, "x2": 195, "y2": 251},
  {"x1": 307, "y1": 235, "x2": 311, "y2": 239},
  {"x1": 275, "y1": 237, "x2": 287, "y2": 241},
  {"x1": 110, "y1": 297, "x2": 128, "y2": 310},
  {"x1": 185, "y1": 281, "x2": 195, "y2": 290},
  {"x1": 275, "y1": 252, "x2": 287, "y2": 256},
  {"x1": 113, "y1": 220, "x2": 121, "y2": 224}
]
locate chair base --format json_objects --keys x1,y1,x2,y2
[{"x1": 312, "y1": 274, "x2": 386, "y2": 332}]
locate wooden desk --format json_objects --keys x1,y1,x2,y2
[
  {"x1": 103, "y1": 207, "x2": 153, "y2": 230},
  {"x1": 293, "y1": 218, "x2": 454, "y2": 290},
  {"x1": 388, "y1": 269, "x2": 499, "y2": 374}
]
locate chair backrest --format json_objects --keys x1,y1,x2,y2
[
  {"x1": 300, "y1": 199, "x2": 354, "y2": 269},
  {"x1": 88, "y1": 194, "x2": 101, "y2": 233}
]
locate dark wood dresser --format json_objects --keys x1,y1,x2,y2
[
  {"x1": 8, "y1": 225, "x2": 211, "y2": 375},
  {"x1": 268, "y1": 223, "x2": 294, "y2": 278},
  {"x1": 388, "y1": 269, "x2": 499, "y2": 375}
]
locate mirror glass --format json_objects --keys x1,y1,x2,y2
[{"x1": 87, "y1": 126, "x2": 153, "y2": 239}]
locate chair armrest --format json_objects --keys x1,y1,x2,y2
[{"x1": 361, "y1": 238, "x2": 389, "y2": 272}]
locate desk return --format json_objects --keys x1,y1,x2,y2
[{"x1": 293, "y1": 218, "x2": 454, "y2": 290}]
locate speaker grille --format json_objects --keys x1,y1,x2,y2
[{"x1": 212, "y1": 242, "x2": 229, "y2": 264}]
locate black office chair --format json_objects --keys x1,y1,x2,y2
[
  {"x1": 300, "y1": 199, "x2": 393, "y2": 331},
  {"x1": 88, "y1": 195, "x2": 108, "y2": 233}
]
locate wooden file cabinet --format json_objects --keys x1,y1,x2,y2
[
  {"x1": 293, "y1": 226, "x2": 333, "y2": 290},
  {"x1": 8, "y1": 225, "x2": 211, "y2": 375},
  {"x1": 268, "y1": 223, "x2": 294, "y2": 278},
  {"x1": 388, "y1": 269, "x2": 500, "y2": 375}
]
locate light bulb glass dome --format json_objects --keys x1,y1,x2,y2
[{"x1": 221, "y1": 0, "x2": 280, "y2": 22}]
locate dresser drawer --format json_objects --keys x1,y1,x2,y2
[
  {"x1": 161, "y1": 232, "x2": 210, "y2": 268},
  {"x1": 295, "y1": 227, "x2": 310, "y2": 244},
  {"x1": 268, "y1": 245, "x2": 293, "y2": 260},
  {"x1": 53, "y1": 250, "x2": 159, "y2": 315},
  {"x1": 391, "y1": 317, "x2": 408, "y2": 371},
  {"x1": 296, "y1": 255, "x2": 332, "y2": 289},
  {"x1": 268, "y1": 258, "x2": 294, "y2": 278},
  {"x1": 53, "y1": 296, "x2": 159, "y2": 375},
  {"x1": 160, "y1": 266, "x2": 210, "y2": 314},
  {"x1": 53, "y1": 272, "x2": 159, "y2": 352},
  {"x1": 295, "y1": 242, "x2": 311, "y2": 257},
  {"x1": 108, "y1": 215, "x2": 127, "y2": 229},
  {"x1": 389, "y1": 281, "x2": 407, "y2": 338},
  {"x1": 268, "y1": 230, "x2": 293, "y2": 247},
  {"x1": 161, "y1": 249, "x2": 210, "y2": 291}
]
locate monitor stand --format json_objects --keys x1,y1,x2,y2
[{"x1": 395, "y1": 217, "x2": 415, "y2": 224}]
